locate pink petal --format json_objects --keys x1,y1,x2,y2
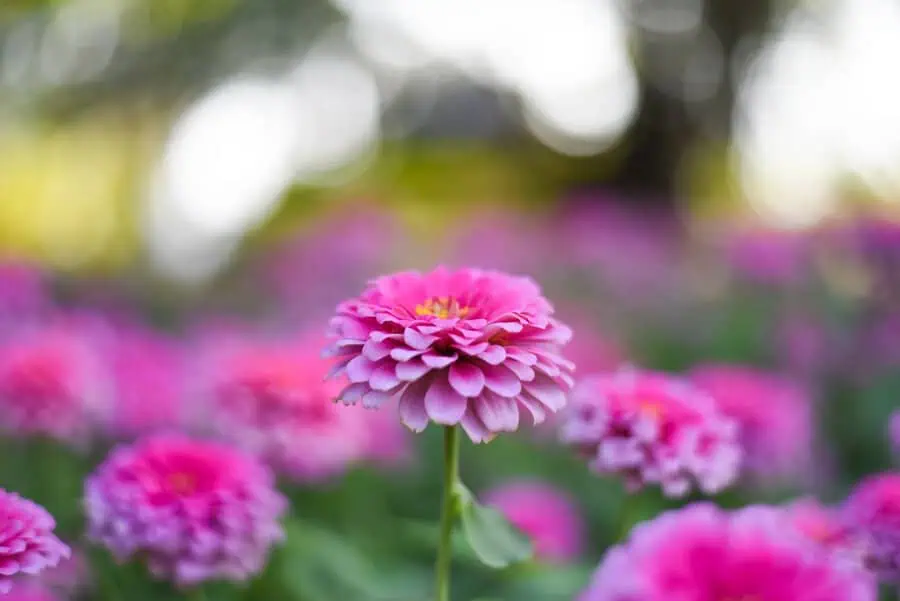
[
  {"x1": 451, "y1": 336, "x2": 491, "y2": 357},
  {"x1": 422, "y1": 353, "x2": 458, "y2": 368},
  {"x1": 424, "y1": 374, "x2": 468, "y2": 425},
  {"x1": 370, "y1": 362, "x2": 401, "y2": 391},
  {"x1": 363, "y1": 338, "x2": 394, "y2": 361},
  {"x1": 396, "y1": 358, "x2": 431, "y2": 381},
  {"x1": 362, "y1": 389, "x2": 394, "y2": 409},
  {"x1": 337, "y1": 382, "x2": 369, "y2": 404},
  {"x1": 523, "y1": 377, "x2": 567, "y2": 411},
  {"x1": 404, "y1": 328, "x2": 437, "y2": 350},
  {"x1": 346, "y1": 356, "x2": 377, "y2": 383},
  {"x1": 482, "y1": 364, "x2": 522, "y2": 398},
  {"x1": 460, "y1": 410, "x2": 495, "y2": 443},
  {"x1": 448, "y1": 362, "x2": 485, "y2": 397},
  {"x1": 475, "y1": 392, "x2": 519, "y2": 432},
  {"x1": 399, "y1": 380, "x2": 430, "y2": 432},
  {"x1": 518, "y1": 395, "x2": 547, "y2": 424},
  {"x1": 507, "y1": 348, "x2": 537, "y2": 366},
  {"x1": 391, "y1": 347, "x2": 425, "y2": 361},
  {"x1": 478, "y1": 344, "x2": 506, "y2": 365},
  {"x1": 505, "y1": 360, "x2": 535, "y2": 382}
]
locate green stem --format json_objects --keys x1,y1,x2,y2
[{"x1": 435, "y1": 425, "x2": 460, "y2": 601}]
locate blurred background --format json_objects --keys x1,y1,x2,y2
[{"x1": 1, "y1": 0, "x2": 900, "y2": 599}]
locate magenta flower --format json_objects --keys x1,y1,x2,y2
[
  {"x1": 326, "y1": 267, "x2": 574, "y2": 443},
  {"x1": 579, "y1": 503, "x2": 875, "y2": 601},
  {"x1": 724, "y1": 225, "x2": 814, "y2": 285},
  {"x1": 786, "y1": 498, "x2": 868, "y2": 567},
  {"x1": 844, "y1": 472, "x2": 900, "y2": 582},
  {"x1": 689, "y1": 363, "x2": 813, "y2": 482},
  {"x1": 0, "y1": 262, "x2": 49, "y2": 333},
  {"x1": 483, "y1": 481, "x2": 583, "y2": 563},
  {"x1": 0, "y1": 490, "x2": 70, "y2": 594},
  {"x1": 0, "y1": 325, "x2": 108, "y2": 444},
  {"x1": 561, "y1": 369, "x2": 740, "y2": 497},
  {"x1": 102, "y1": 323, "x2": 184, "y2": 439},
  {"x1": 194, "y1": 334, "x2": 395, "y2": 481},
  {"x1": 84, "y1": 435, "x2": 286, "y2": 586}
]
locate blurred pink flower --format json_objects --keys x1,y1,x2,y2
[
  {"x1": 326, "y1": 267, "x2": 574, "y2": 443},
  {"x1": 85, "y1": 435, "x2": 286, "y2": 586},
  {"x1": 0, "y1": 490, "x2": 70, "y2": 593},
  {"x1": 1, "y1": 583, "x2": 59, "y2": 601},
  {"x1": 554, "y1": 198, "x2": 683, "y2": 302},
  {"x1": 194, "y1": 331, "x2": 408, "y2": 480},
  {"x1": 448, "y1": 210, "x2": 552, "y2": 275},
  {"x1": 556, "y1": 309, "x2": 624, "y2": 375},
  {"x1": 786, "y1": 498, "x2": 868, "y2": 567},
  {"x1": 724, "y1": 226, "x2": 814, "y2": 285},
  {"x1": 97, "y1": 322, "x2": 184, "y2": 439},
  {"x1": 0, "y1": 324, "x2": 109, "y2": 444},
  {"x1": 689, "y1": 363, "x2": 813, "y2": 483},
  {"x1": 844, "y1": 472, "x2": 900, "y2": 582},
  {"x1": 561, "y1": 369, "x2": 740, "y2": 497},
  {"x1": 0, "y1": 262, "x2": 49, "y2": 333},
  {"x1": 260, "y1": 207, "x2": 402, "y2": 324},
  {"x1": 579, "y1": 503, "x2": 875, "y2": 601},
  {"x1": 483, "y1": 481, "x2": 583, "y2": 563}
]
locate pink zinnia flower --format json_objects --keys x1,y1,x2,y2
[
  {"x1": 483, "y1": 481, "x2": 583, "y2": 562},
  {"x1": 689, "y1": 363, "x2": 813, "y2": 482},
  {"x1": 326, "y1": 267, "x2": 574, "y2": 443},
  {"x1": 0, "y1": 325, "x2": 108, "y2": 444},
  {"x1": 0, "y1": 490, "x2": 70, "y2": 593},
  {"x1": 99, "y1": 322, "x2": 184, "y2": 439},
  {"x1": 84, "y1": 435, "x2": 286, "y2": 586},
  {"x1": 579, "y1": 503, "x2": 875, "y2": 601},
  {"x1": 561, "y1": 369, "x2": 740, "y2": 497},
  {"x1": 194, "y1": 333, "x2": 401, "y2": 481},
  {"x1": 786, "y1": 498, "x2": 868, "y2": 567},
  {"x1": 844, "y1": 472, "x2": 900, "y2": 582},
  {"x1": 0, "y1": 262, "x2": 49, "y2": 332}
]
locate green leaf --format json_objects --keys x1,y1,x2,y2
[{"x1": 459, "y1": 498, "x2": 533, "y2": 569}]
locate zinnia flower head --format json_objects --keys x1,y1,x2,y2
[
  {"x1": 84, "y1": 435, "x2": 286, "y2": 586},
  {"x1": 786, "y1": 498, "x2": 870, "y2": 568},
  {"x1": 99, "y1": 322, "x2": 184, "y2": 439},
  {"x1": 579, "y1": 503, "x2": 875, "y2": 601},
  {"x1": 326, "y1": 267, "x2": 574, "y2": 443},
  {"x1": 483, "y1": 481, "x2": 583, "y2": 563},
  {"x1": 195, "y1": 333, "x2": 394, "y2": 481},
  {"x1": 0, "y1": 325, "x2": 108, "y2": 444},
  {"x1": 844, "y1": 472, "x2": 900, "y2": 582},
  {"x1": 689, "y1": 363, "x2": 813, "y2": 482},
  {"x1": 0, "y1": 490, "x2": 70, "y2": 593},
  {"x1": 561, "y1": 369, "x2": 740, "y2": 497}
]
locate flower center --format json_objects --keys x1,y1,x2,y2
[
  {"x1": 168, "y1": 472, "x2": 197, "y2": 495},
  {"x1": 637, "y1": 399, "x2": 662, "y2": 420},
  {"x1": 415, "y1": 297, "x2": 470, "y2": 319}
]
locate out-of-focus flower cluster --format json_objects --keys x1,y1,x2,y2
[{"x1": 0, "y1": 194, "x2": 898, "y2": 600}]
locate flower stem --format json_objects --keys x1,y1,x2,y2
[{"x1": 435, "y1": 425, "x2": 460, "y2": 601}]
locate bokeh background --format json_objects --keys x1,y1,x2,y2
[{"x1": 1, "y1": 0, "x2": 900, "y2": 599}]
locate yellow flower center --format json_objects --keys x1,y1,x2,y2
[{"x1": 415, "y1": 297, "x2": 470, "y2": 319}]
